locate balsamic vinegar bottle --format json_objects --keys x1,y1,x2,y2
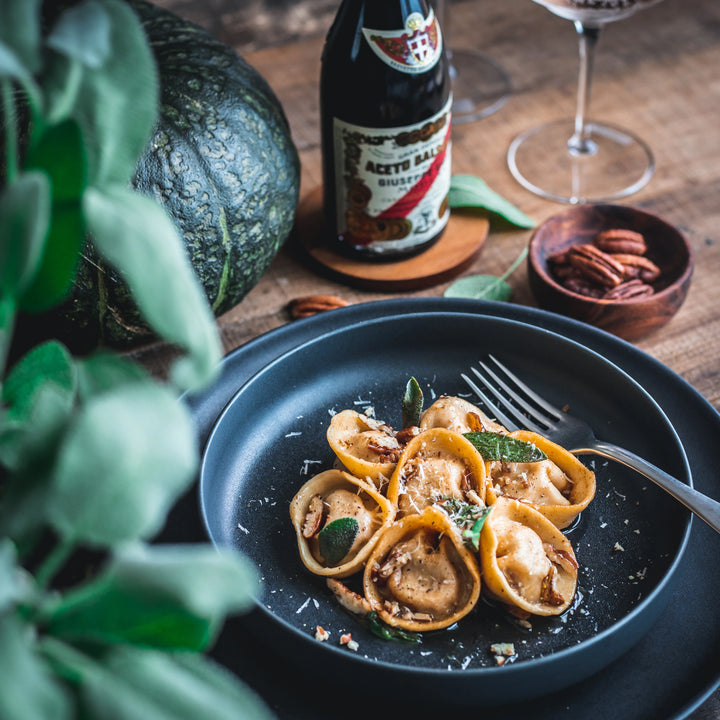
[{"x1": 320, "y1": 0, "x2": 452, "y2": 260}]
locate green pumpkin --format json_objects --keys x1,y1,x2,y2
[{"x1": 54, "y1": 0, "x2": 300, "y2": 349}]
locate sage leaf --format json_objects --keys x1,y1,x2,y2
[
  {"x1": 19, "y1": 121, "x2": 87, "y2": 311},
  {"x1": 47, "y1": 1, "x2": 111, "y2": 69},
  {"x1": 463, "y1": 513, "x2": 491, "y2": 553},
  {"x1": 402, "y1": 376, "x2": 423, "y2": 428},
  {"x1": 24, "y1": 120, "x2": 87, "y2": 203},
  {"x1": 318, "y1": 517, "x2": 359, "y2": 566},
  {"x1": 69, "y1": 645, "x2": 273, "y2": 720},
  {"x1": 367, "y1": 611, "x2": 421, "y2": 644},
  {"x1": 449, "y1": 174, "x2": 535, "y2": 229},
  {"x1": 46, "y1": 544, "x2": 258, "y2": 651},
  {"x1": 444, "y1": 246, "x2": 528, "y2": 302},
  {"x1": 83, "y1": 185, "x2": 221, "y2": 391},
  {"x1": 48, "y1": 381, "x2": 197, "y2": 545},
  {"x1": 463, "y1": 432, "x2": 546, "y2": 462},
  {"x1": 0, "y1": 341, "x2": 76, "y2": 472},
  {"x1": 0, "y1": 615, "x2": 72, "y2": 720},
  {"x1": 444, "y1": 274, "x2": 512, "y2": 301},
  {"x1": 0, "y1": 381, "x2": 80, "y2": 549},
  {"x1": 0, "y1": 171, "x2": 51, "y2": 297},
  {"x1": 0, "y1": 42, "x2": 42, "y2": 111},
  {"x1": 435, "y1": 497, "x2": 491, "y2": 553},
  {"x1": 77, "y1": 352, "x2": 149, "y2": 399},
  {"x1": 68, "y1": 0, "x2": 157, "y2": 185},
  {"x1": 0, "y1": 340, "x2": 74, "y2": 472},
  {"x1": 0, "y1": 380, "x2": 73, "y2": 476},
  {"x1": 0, "y1": 0, "x2": 42, "y2": 74},
  {"x1": 18, "y1": 205, "x2": 85, "y2": 312},
  {"x1": 2, "y1": 341, "x2": 75, "y2": 422},
  {"x1": 0, "y1": 540, "x2": 22, "y2": 611}
]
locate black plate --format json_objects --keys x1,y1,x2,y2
[
  {"x1": 199, "y1": 310, "x2": 691, "y2": 705},
  {"x1": 177, "y1": 298, "x2": 720, "y2": 719}
]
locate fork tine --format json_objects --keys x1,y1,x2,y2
[
  {"x1": 460, "y1": 373, "x2": 520, "y2": 431},
  {"x1": 469, "y1": 365, "x2": 546, "y2": 433},
  {"x1": 486, "y1": 354, "x2": 564, "y2": 422}
]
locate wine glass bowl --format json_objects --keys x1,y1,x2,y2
[
  {"x1": 508, "y1": 0, "x2": 663, "y2": 204},
  {"x1": 533, "y1": 0, "x2": 660, "y2": 24},
  {"x1": 433, "y1": 0, "x2": 511, "y2": 123},
  {"x1": 447, "y1": 48, "x2": 511, "y2": 122}
]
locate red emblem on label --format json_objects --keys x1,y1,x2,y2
[{"x1": 363, "y1": 11, "x2": 442, "y2": 74}]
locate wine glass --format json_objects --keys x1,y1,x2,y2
[
  {"x1": 507, "y1": 0, "x2": 662, "y2": 204},
  {"x1": 433, "y1": 0, "x2": 512, "y2": 123}
]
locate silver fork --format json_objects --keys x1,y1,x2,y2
[{"x1": 462, "y1": 355, "x2": 720, "y2": 535}]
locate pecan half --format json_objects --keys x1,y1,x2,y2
[
  {"x1": 547, "y1": 249, "x2": 571, "y2": 266},
  {"x1": 289, "y1": 294, "x2": 350, "y2": 319},
  {"x1": 611, "y1": 254, "x2": 661, "y2": 282},
  {"x1": 603, "y1": 279, "x2": 654, "y2": 300},
  {"x1": 562, "y1": 276, "x2": 605, "y2": 298},
  {"x1": 594, "y1": 228, "x2": 647, "y2": 256},
  {"x1": 567, "y1": 244, "x2": 625, "y2": 288}
]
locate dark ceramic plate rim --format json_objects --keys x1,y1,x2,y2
[{"x1": 198, "y1": 309, "x2": 691, "y2": 688}]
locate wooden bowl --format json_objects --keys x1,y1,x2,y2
[{"x1": 528, "y1": 204, "x2": 694, "y2": 341}]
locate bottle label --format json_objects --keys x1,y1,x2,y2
[
  {"x1": 332, "y1": 98, "x2": 452, "y2": 255},
  {"x1": 362, "y1": 9, "x2": 443, "y2": 75}
]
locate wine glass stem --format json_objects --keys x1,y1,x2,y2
[{"x1": 569, "y1": 22, "x2": 601, "y2": 156}]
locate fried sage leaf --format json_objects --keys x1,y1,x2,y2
[
  {"x1": 435, "y1": 497, "x2": 492, "y2": 552},
  {"x1": 401, "y1": 376, "x2": 423, "y2": 429},
  {"x1": 366, "y1": 611, "x2": 421, "y2": 644},
  {"x1": 317, "y1": 517, "x2": 359, "y2": 566},
  {"x1": 463, "y1": 432, "x2": 546, "y2": 463}
]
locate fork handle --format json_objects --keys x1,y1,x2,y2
[{"x1": 574, "y1": 441, "x2": 720, "y2": 535}]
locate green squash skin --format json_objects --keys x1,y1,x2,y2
[{"x1": 53, "y1": 0, "x2": 300, "y2": 349}]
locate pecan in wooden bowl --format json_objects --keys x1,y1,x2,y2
[{"x1": 527, "y1": 204, "x2": 693, "y2": 340}]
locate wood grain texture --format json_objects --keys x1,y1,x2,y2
[{"x1": 134, "y1": 3, "x2": 720, "y2": 716}]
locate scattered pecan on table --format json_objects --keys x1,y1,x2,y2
[
  {"x1": 548, "y1": 229, "x2": 661, "y2": 301},
  {"x1": 288, "y1": 294, "x2": 350, "y2": 319}
]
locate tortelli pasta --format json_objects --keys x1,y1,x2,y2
[{"x1": 290, "y1": 393, "x2": 596, "y2": 633}]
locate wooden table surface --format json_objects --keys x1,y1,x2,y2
[{"x1": 147, "y1": 1, "x2": 720, "y2": 716}]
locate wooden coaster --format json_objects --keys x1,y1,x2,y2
[{"x1": 294, "y1": 187, "x2": 489, "y2": 291}]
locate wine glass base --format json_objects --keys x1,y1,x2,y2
[
  {"x1": 507, "y1": 119, "x2": 655, "y2": 204},
  {"x1": 449, "y1": 48, "x2": 511, "y2": 124}
]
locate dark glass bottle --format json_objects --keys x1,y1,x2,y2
[{"x1": 320, "y1": 0, "x2": 452, "y2": 260}]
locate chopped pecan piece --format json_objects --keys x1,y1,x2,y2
[
  {"x1": 302, "y1": 494, "x2": 325, "y2": 538},
  {"x1": 326, "y1": 578, "x2": 371, "y2": 616},
  {"x1": 544, "y1": 543, "x2": 579, "y2": 574},
  {"x1": 396, "y1": 426, "x2": 421, "y2": 445},
  {"x1": 366, "y1": 440, "x2": 401, "y2": 464},
  {"x1": 374, "y1": 547, "x2": 411, "y2": 583},
  {"x1": 540, "y1": 565, "x2": 566, "y2": 607}
]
